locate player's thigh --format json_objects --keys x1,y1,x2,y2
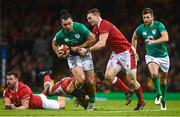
[
  {"x1": 82, "y1": 52, "x2": 94, "y2": 71},
  {"x1": 71, "y1": 66, "x2": 85, "y2": 82},
  {"x1": 58, "y1": 96, "x2": 66, "y2": 109},
  {"x1": 126, "y1": 68, "x2": 137, "y2": 82},
  {"x1": 158, "y1": 56, "x2": 170, "y2": 73},
  {"x1": 145, "y1": 55, "x2": 160, "y2": 77},
  {"x1": 67, "y1": 55, "x2": 83, "y2": 69},
  {"x1": 105, "y1": 55, "x2": 121, "y2": 82},
  {"x1": 84, "y1": 69, "x2": 95, "y2": 82}
]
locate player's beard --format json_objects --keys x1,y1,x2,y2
[
  {"x1": 7, "y1": 82, "x2": 16, "y2": 90},
  {"x1": 144, "y1": 20, "x2": 152, "y2": 26}
]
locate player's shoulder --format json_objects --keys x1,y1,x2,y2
[
  {"x1": 18, "y1": 82, "x2": 31, "y2": 92},
  {"x1": 3, "y1": 88, "x2": 10, "y2": 95},
  {"x1": 137, "y1": 23, "x2": 145, "y2": 29},
  {"x1": 73, "y1": 22, "x2": 86, "y2": 28},
  {"x1": 153, "y1": 20, "x2": 165, "y2": 27},
  {"x1": 154, "y1": 20, "x2": 163, "y2": 24},
  {"x1": 55, "y1": 29, "x2": 64, "y2": 38},
  {"x1": 101, "y1": 19, "x2": 111, "y2": 25}
]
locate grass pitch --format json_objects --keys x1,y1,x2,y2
[{"x1": 0, "y1": 99, "x2": 180, "y2": 116}]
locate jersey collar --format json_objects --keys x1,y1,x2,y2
[
  {"x1": 98, "y1": 18, "x2": 103, "y2": 28},
  {"x1": 10, "y1": 82, "x2": 18, "y2": 93},
  {"x1": 145, "y1": 21, "x2": 154, "y2": 28}
]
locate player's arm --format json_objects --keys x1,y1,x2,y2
[
  {"x1": 146, "y1": 31, "x2": 169, "y2": 44},
  {"x1": 8, "y1": 98, "x2": 30, "y2": 110},
  {"x1": 15, "y1": 99, "x2": 30, "y2": 109},
  {"x1": 52, "y1": 38, "x2": 66, "y2": 58},
  {"x1": 89, "y1": 33, "x2": 108, "y2": 51},
  {"x1": 4, "y1": 98, "x2": 12, "y2": 109},
  {"x1": 79, "y1": 33, "x2": 108, "y2": 56},
  {"x1": 131, "y1": 32, "x2": 139, "y2": 49},
  {"x1": 71, "y1": 33, "x2": 96, "y2": 52},
  {"x1": 131, "y1": 32, "x2": 140, "y2": 61},
  {"x1": 79, "y1": 33, "x2": 96, "y2": 48}
]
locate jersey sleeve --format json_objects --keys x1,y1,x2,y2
[
  {"x1": 78, "y1": 24, "x2": 91, "y2": 38},
  {"x1": 158, "y1": 22, "x2": 167, "y2": 32},
  {"x1": 135, "y1": 26, "x2": 141, "y2": 38},
  {"x1": 3, "y1": 89, "x2": 9, "y2": 98},
  {"x1": 99, "y1": 21, "x2": 111, "y2": 34},
  {"x1": 54, "y1": 31, "x2": 64, "y2": 45},
  {"x1": 19, "y1": 87, "x2": 31, "y2": 100}
]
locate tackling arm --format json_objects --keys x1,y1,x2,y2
[
  {"x1": 89, "y1": 33, "x2": 108, "y2": 52},
  {"x1": 79, "y1": 33, "x2": 96, "y2": 48}
]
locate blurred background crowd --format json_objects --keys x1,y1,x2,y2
[{"x1": 0, "y1": 0, "x2": 180, "y2": 92}]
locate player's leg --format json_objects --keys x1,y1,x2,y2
[
  {"x1": 66, "y1": 56, "x2": 85, "y2": 94},
  {"x1": 126, "y1": 69, "x2": 145, "y2": 111},
  {"x1": 121, "y1": 47, "x2": 144, "y2": 111},
  {"x1": 58, "y1": 96, "x2": 66, "y2": 109},
  {"x1": 81, "y1": 53, "x2": 96, "y2": 110},
  {"x1": 158, "y1": 56, "x2": 170, "y2": 110},
  {"x1": 159, "y1": 71, "x2": 168, "y2": 110},
  {"x1": 39, "y1": 71, "x2": 54, "y2": 96},
  {"x1": 146, "y1": 55, "x2": 162, "y2": 104},
  {"x1": 105, "y1": 54, "x2": 133, "y2": 105},
  {"x1": 84, "y1": 69, "x2": 96, "y2": 110},
  {"x1": 39, "y1": 94, "x2": 60, "y2": 109},
  {"x1": 40, "y1": 72, "x2": 62, "y2": 96}
]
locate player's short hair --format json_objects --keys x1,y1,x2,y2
[
  {"x1": 60, "y1": 9, "x2": 72, "y2": 21},
  {"x1": 7, "y1": 70, "x2": 18, "y2": 79},
  {"x1": 87, "y1": 8, "x2": 101, "y2": 16},
  {"x1": 142, "y1": 8, "x2": 154, "y2": 16}
]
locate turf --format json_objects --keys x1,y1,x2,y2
[{"x1": 0, "y1": 99, "x2": 180, "y2": 116}]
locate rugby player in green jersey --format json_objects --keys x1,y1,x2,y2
[
  {"x1": 52, "y1": 10, "x2": 96, "y2": 110},
  {"x1": 132, "y1": 8, "x2": 169, "y2": 110}
]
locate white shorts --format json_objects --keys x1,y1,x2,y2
[
  {"x1": 38, "y1": 94, "x2": 60, "y2": 109},
  {"x1": 145, "y1": 55, "x2": 170, "y2": 73},
  {"x1": 106, "y1": 47, "x2": 137, "y2": 74},
  {"x1": 67, "y1": 52, "x2": 94, "y2": 71}
]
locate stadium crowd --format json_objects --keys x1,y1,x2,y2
[{"x1": 1, "y1": 0, "x2": 180, "y2": 92}]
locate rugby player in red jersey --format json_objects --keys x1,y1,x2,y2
[
  {"x1": 3, "y1": 71, "x2": 63, "y2": 110},
  {"x1": 79, "y1": 8, "x2": 145, "y2": 111}
]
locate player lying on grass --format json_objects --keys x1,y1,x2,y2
[
  {"x1": 40, "y1": 69, "x2": 133, "y2": 110},
  {"x1": 3, "y1": 70, "x2": 63, "y2": 110}
]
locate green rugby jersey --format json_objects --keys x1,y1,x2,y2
[
  {"x1": 54, "y1": 22, "x2": 91, "y2": 46},
  {"x1": 135, "y1": 21, "x2": 168, "y2": 57}
]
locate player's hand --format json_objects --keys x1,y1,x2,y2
[
  {"x1": 5, "y1": 105, "x2": 11, "y2": 109},
  {"x1": 71, "y1": 46, "x2": 79, "y2": 52},
  {"x1": 57, "y1": 51, "x2": 65, "y2": 58},
  {"x1": 61, "y1": 50, "x2": 70, "y2": 58},
  {"x1": 78, "y1": 48, "x2": 88, "y2": 56},
  {"x1": 9, "y1": 104, "x2": 16, "y2": 109},
  {"x1": 145, "y1": 39, "x2": 155, "y2": 44}
]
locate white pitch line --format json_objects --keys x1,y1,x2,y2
[{"x1": 91, "y1": 109, "x2": 161, "y2": 113}]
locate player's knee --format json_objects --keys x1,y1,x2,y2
[
  {"x1": 151, "y1": 73, "x2": 159, "y2": 78},
  {"x1": 87, "y1": 77, "x2": 95, "y2": 86},
  {"x1": 76, "y1": 75, "x2": 85, "y2": 85},
  {"x1": 129, "y1": 80, "x2": 140, "y2": 90},
  {"x1": 105, "y1": 72, "x2": 114, "y2": 81}
]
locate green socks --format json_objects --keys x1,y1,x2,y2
[
  {"x1": 89, "y1": 95, "x2": 96, "y2": 103},
  {"x1": 152, "y1": 77, "x2": 162, "y2": 96},
  {"x1": 161, "y1": 84, "x2": 167, "y2": 102}
]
